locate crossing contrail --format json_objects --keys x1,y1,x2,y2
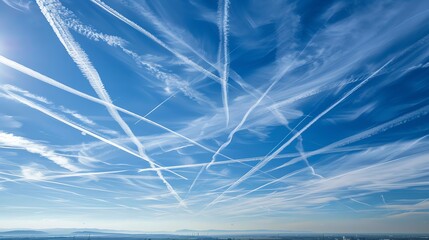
[
  {"x1": 36, "y1": 0, "x2": 185, "y2": 205},
  {"x1": 0, "y1": 55, "x2": 278, "y2": 183},
  {"x1": 90, "y1": 0, "x2": 221, "y2": 83},
  {"x1": 205, "y1": 32, "x2": 319, "y2": 170},
  {"x1": 3, "y1": 89, "x2": 187, "y2": 182},
  {"x1": 229, "y1": 107, "x2": 429, "y2": 202},
  {"x1": 0, "y1": 54, "x2": 278, "y2": 189},
  {"x1": 137, "y1": 145, "x2": 362, "y2": 173},
  {"x1": 270, "y1": 104, "x2": 429, "y2": 172},
  {"x1": 0, "y1": 55, "x2": 235, "y2": 169},
  {"x1": 206, "y1": 58, "x2": 394, "y2": 208}
]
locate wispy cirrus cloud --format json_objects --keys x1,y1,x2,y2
[
  {"x1": 1, "y1": 0, "x2": 31, "y2": 12},
  {"x1": 36, "y1": 0, "x2": 185, "y2": 205},
  {"x1": 0, "y1": 131, "x2": 80, "y2": 172},
  {"x1": 0, "y1": 0, "x2": 428, "y2": 232},
  {"x1": 207, "y1": 58, "x2": 394, "y2": 207}
]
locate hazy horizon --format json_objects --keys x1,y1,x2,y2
[
  {"x1": 0, "y1": 0, "x2": 428, "y2": 234},
  {"x1": 0, "y1": 228, "x2": 428, "y2": 235}
]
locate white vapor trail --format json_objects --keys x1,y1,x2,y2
[
  {"x1": 0, "y1": 55, "x2": 235, "y2": 166},
  {"x1": 36, "y1": 0, "x2": 184, "y2": 205},
  {"x1": 0, "y1": 55, "x2": 276, "y2": 195},
  {"x1": 132, "y1": 1, "x2": 221, "y2": 74},
  {"x1": 276, "y1": 150, "x2": 429, "y2": 204},
  {"x1": 270, "y1": 104, "x2": 429, "y2": 172},
  {"x1": 137, "y1": 145, "x2": 363, "y2": 173},
  {"x1": 90, "y1": 0, "x2": 221, "y2": 83},
  {"x1": 216, "y1": 0, "x2": 224, "y2": 71},
  {"x1": 187, "y1": 165, "x2": 205, "y2": 194},
  {"x1": 126, "y1": 2, "x2": 268, "y2": 114},
  {"x1": 226, "y1": 107, "x2": 429, "y2": 201},
  {"x1": 269, "y1": 77, "x2": 361, "y2": 110},
  {"x1": 296, "y1": 136, "x2": 324, "y2": 179},
  {"x1": 2, "y1": 174, "x2": 152, "y2": 213},
  {"x1": 206, "y1": 167, "x2": 310, "y2": 207},
  {"x1": 381, "y1": 195, "x2": 387, "y2": 205},
  {"x1": 53, "y1": 2, "x2": 211, "y2": 108},
  {"x1": 350, "y1": 198, "x2": 372, "y2": 207},
  {"x1": 206, "y1": 59, "x2": 393, "y2": 208},
  {"x1": 189, "y1": 0, "x2": 231, "y2": 190},
  {"x1": 0, "y1": 170, "x2": 127, "y2": 183},
  {"x1": 0, "y1": 131, "x2": 80, "y2": 172},
  {"x1": 205, "y1": 34, "x2": 319, "y2": 170},
  {"x1": 2, "y1": 89, "x2": 187, "y2": 182},
  {"x1": 221, "y1": 0, "x2": 231, "y2": 126},
  {"x1": 0, "y1": 55, "x2": 271, "y2": 183},
  {"x1": 130, "y1": 0, "x2": 257, "y2": 102}
]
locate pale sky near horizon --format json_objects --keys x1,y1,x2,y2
[{"x1": 0, "y1": 0, "x2": 429, "y2": 233}]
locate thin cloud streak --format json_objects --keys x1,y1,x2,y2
[
  {"x1": 206, "y1": 59, "x2": 393, "y2": 208},
  {"x1": 0, "y1": 131, "x2": 80, "y2": 172},
  {"x1": 2, "y1": 89, "x2": 187, "y2": 180},
  {"x1": 1, "y1": 0, "x2": 428, "y2": 230},
  {"x1": 90, "y1": 0, "x2": 221, "y2": 83},
  {"x1": 270, "y1": 105, "x2": 429, "y2": 173},
  {"x1": 205, "y1": 32, "x2": 321, "y2": 170},
  {"x1": 36, "y1": 0, "x2": 184, "y2": 205},
  {"x1": 0, "y1": 55, "x2": 234, "y2": 165}
]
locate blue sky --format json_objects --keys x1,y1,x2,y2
[{"x1": 0, "y1": 0, "x2": 429, "y2": 233}]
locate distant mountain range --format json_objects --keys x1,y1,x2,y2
[
  {"x1": 0, "y1": 230, "x2": 49, "y2": 235},
  {"x1": 0, "y1": 228, "x2": 308, "y2": 237},
  {"x1": 0, "y1": 229, "x2": 427, "y2": 238},
  {"x1": 175, "y1": 229, "x2": 304, "y2": 234}
]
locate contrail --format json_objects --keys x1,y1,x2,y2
[
  {"x1": 130, "y1": 0, "x2": 261, "y2": 104},
  {"x1": 203, "y1": 166, "x2": 309, "y2": 207},
  {"x1": 132, "y1": 1, "x2": 224, "y2": 78},
  {"x1": 54, "y1": 3, "x2": 213, "y2": 109},
  {"x1": 269, "y1": 77, "x2": 361, "y2": 110},
  {"x1": 0, "y1": 55, "x2": 282, "y2": 194},
  {"x1": 296, "y1": 136, "x2": 324, "y2": 179},
  {"x1": 137, "y1": 145, "x2": 362, "y2": 173},
  {"x1": 233, "y1": 107, "x2": 429, "y2": 200},
  {"x1": 221, "y1": 0, "x2": 231, "y2": 125},
  {"x1": 190, "y1": 93, "x2": 309, "y2": 193},
  {"x1": 350, "y1": 198, "x2": 372, "y2": 207},
  {"x1": 135, "y1": 93, "x2": 176, "y2": 125},
  {"x1": 0, "y1": 131, "x2": 80, "y2": 172},
  {"x1": 127, "y1": 4, "x2": 263, "y2": 112},
  {"x1": 0, "y1": 170, "x2": 127, "y2": 183},
  {"x1": 272, "y1": 153, "x2": 426, "y2": 204},
  {"x1": 216, "y1": 0, "x2": 224, "y2": 72},
  {"x1": 0, "y1": 55, "x2": 234, "y2": 168},
  {"x1": 206, "y1": 33, "x2": 318, "y2": 170},
  {"x1": 187, "y1": 165, "x2": 205, "y2": 193},
  {"x1": 206, "y1": 59, "x2": 394, "y2": 208},
  {"x1": 64, "y1": 0, "x2": 258, "y2": 114},
  {"x1": 36, "y1": 0, "x2": 184, "y2": 205},
  {"x1": 0, "y1": 55, "x2": 277, "y2": 182},
  {"x1": 208, "y1": 146, "x2": 429, "y2": 215},
  {"x1": 1, "y1": 171, "x2": 123, "y2": 195},
  {"x1": 144, "y1": 94, "x2": 176, "y2": 118},
  {"x1": 6, "y1": 175, "x2": 152, "y2": 212},
  {"x1": 0, "y1": 54, "x2": 276, "y2": 185},
  {"x1": 3, "y1": 89, "x2": 187, "y2": 182},
  {"x1": 269, "y1": 104, "x2": 429, "y2": 172},
  {"x1": 90, "y1": 0, "x2": 221, "y2": 83},
  {"x1": 381, "y1": 194, "x2": 387, "y2": 205},
  {"x1": 186, "y1": 0, "x2": 231, "y2": 193}
]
